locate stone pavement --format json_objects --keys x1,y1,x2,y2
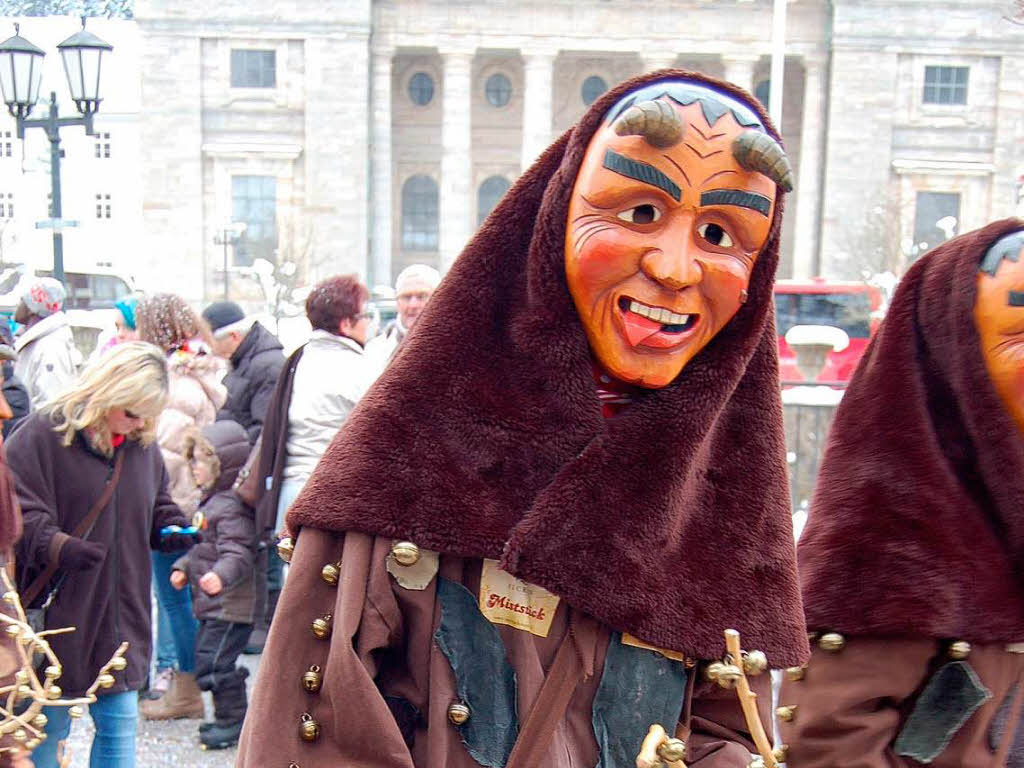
[{"x1": 61, "y1": 652, "x2": 261, "y2": 767}]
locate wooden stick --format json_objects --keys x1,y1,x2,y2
[{"x1": 724, "y1": 629, "x2": 779, "y2": 768}]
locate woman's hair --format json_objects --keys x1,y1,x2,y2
[
  {"x1": 49, "y1": 342, "x2": 170, "y2": 454},
  {"x1": 136, "y1": 293, "x2": 205, "y2": 352},
  {"x1": 305, "y1": 275, "x2": 369, "y2": 335}
]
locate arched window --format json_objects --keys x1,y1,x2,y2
[
  {"x1": 754, "y1": 80, "x2": 770, "y2": 109},
  {"x1": 477, "y1": 176, "x2": 511, "y2": 225},
  {"x1": 485, "y1": 73, "x2": 512, "y2": 107},
  {"x1": 408, "y1": 72, "x2": 435, "y2": 106},
  {"x1": 581, "y1": 75, "x2": 608, "y2": 106},
  {"x1": 402, "y1": 175, "x2": 439, "y2": 251}
]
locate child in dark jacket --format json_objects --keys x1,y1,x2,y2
[{"x1": 170, "y1": 420, "x2": 265, "y2": 750}]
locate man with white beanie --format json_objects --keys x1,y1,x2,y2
[
  {"x1": 366, "y1": 264, "x2": 441, "y2": 371},
  {"x1": 13, "y1": 277, "x2": 79, "y2": 408}
]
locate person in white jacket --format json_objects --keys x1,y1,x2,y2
[{"x1": 13, "y1": 277, "x2": 80, "y2": 409}]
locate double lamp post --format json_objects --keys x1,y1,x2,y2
[{"x1": 0, "y1": 18, "x2": 113, "y2": 284}]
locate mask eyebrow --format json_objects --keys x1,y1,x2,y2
[
  {"x1": 700, "y1": 189, "x2": 772, "y2": 216},
  {"x1": 602, "y1": 149, "x2": 681, "y2": 201},
  {"x1": 1009, "y1": 290, "x2": 1024, "y2": 307}
]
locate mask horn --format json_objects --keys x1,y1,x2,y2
[
  {"x1": 612, "y1": 99, "x2": 683, "y2": 148},
  {"x1": 732, "y1": 131, "x2": 794, "y2": 193}
]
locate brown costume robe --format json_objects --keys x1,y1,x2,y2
[
  {"x1": 779, "y1": 219, "x2": 1024, "y2": 768},
  {"x1": 238, "y1": 69, "x2": 806, "y2": 768}
]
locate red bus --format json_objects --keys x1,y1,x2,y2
[{"x1": 774, "y1": 278, "x2": 884, "y2": 385}]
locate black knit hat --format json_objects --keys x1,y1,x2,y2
[{"x1": 201, "y1": 301, "x2": 246, "y2": 334}]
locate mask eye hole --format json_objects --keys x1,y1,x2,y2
[
  {"x1": 697, "y1": 222, "x2": 734, "y2": 248},
  {"x1": 616, "y1": 204, "x2": 661, "y2": 225}
]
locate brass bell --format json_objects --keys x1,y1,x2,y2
[
  {"x1": 98, "y1": 673, "x2": 116, "y2": 689},
  {"x1": 69, "y1": 705, "x2": 84, "y2": 718},
  {"x1": 391, "y1": 541, "x2": 420, "y2": 567},
  {"x1": 311, "y1": 614, "x2": 333, "y2": 640},
  {"x1": 742, "y1": 650, "x2": 768, "y2": 676},
  {"x1": 15, "y1": 685, "x2": 31, "y2": 700},
  {"x1": 5, "y1": 624, "x2": 20, "y2": 637},
  {"x1": 657, "y1": 737, "x2": 687, "y2": 763},
  {"x1": 32, "y1": 713, "x2": 48, "y2": 729},
  {"x1": 277, "y1": 536, "x2": 295, "y2": 563},
  {"x1": 949, "y1": 640, "x2": 971, "y2": 660},
  {"x1": 704, "y1": 661, "x2": 727, "y2": 683},
  {"x1": 708, "y1": 663, "x2": 743, "y2": 690},
  {"x1": 45, "y1": 664, "x2": 62, "y2": 679},
  {"x1": 26, "y1": 739, "x2": 39, "y2": 750},
  {"x1": 747, "y1": 757, "x2": 766, "y2": 768},
  {"x1": 785, "y1": 665, "x2": 805, "y2": 682},
  {"x1": 321, "y1": 562, "x2": 340, "y2": 586},
  {"x1": 14, "y1": 669, "x2": 29, "y2": 686},
  {"x1": 47, "y1": 685, "x2": 62, "y2": 700},
  {"x1": 817, "y1": 632, "x2": 845, "y2": 653},
  {"x1": 447, "y1": 702, "x2": 471, "y2": 725},
  {"x1": 109, "y1": 657, "x2": 127, "y2": 672},
  {"x1": 302, "y1": 665, "x2": 323, "y2": 693},
  {"x1": 2, "y1": 590, "x2": 16, "y2": 603},
  {"x1": 12, "y1": 729, "x2": 26, "y2": 742},
  {"x1": 776, "y1": 705, "x2": 797, "y2": 722},
  {"x1": 773, "y1": 745, "x2": 789, "y2": 762},
  {"x1": 299, "y1": 713, "x2": 320, "y2": 742}
]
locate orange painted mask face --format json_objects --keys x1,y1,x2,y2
[
  {"x1": 976, "y1": 234, "x2": 1024, "y2": 437},
  {"x1": 565, "y1": 97, "x2": 777, "y2": 388}
]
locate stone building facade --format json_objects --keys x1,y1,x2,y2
[{"x1": 6, "y1": 0, "x2": 1019, "y2": 302}]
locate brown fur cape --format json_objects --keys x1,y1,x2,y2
[
  {"x1": 289, "y1": 70, "x2": 808, "y2": 666},
  {"x1": 799, "y1": 218, "x2": 1024, "y2": 642}
]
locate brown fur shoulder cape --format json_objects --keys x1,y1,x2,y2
[
  {"x1": 799, "y1": 219, "x2": 1024, "y2": 642},
  {"x1": 289, "y1": 70, "x2": 808, "y2": 666}
]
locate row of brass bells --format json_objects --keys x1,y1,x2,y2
[
  {"x1": 949, "y1": 640, "x2": 971, "y2": 660},
  {"x1": 817, "y1": 632, "x2": 845, "y2": 653},
  {"x1": 785, "y1": 665, "x2": 806, "y2": 682},
  {"x1": 705, "y1": 661, "x2": 743, "y2": 690},
  {"x1": 657, "y1": 737, "x2": 687, "y2": 763},
  {"x1": 302, "y1": 665, "x2": 323, "y2": 693},
  {"x1": 300, "y1": 713, "x2": 320, "y2": 742},
  {"x1": 277, "y1": 536, "x2": 295, "y2": 563},
  {"x1": 311, "y1": 614, "x2": 333, "y2": 640},
  {"x1": 742, "y1": 650, "x2": 768, "y2": 676},
  {"x1": 447, "y1": 702, "x2": 471, "y2": 725},
  {"x1": 321, "y1": 562, "x2": 341, "y2": 586},
  {"x1": 776, "y1": 705, "x2": 797, "y2": 722},
  {"x1": 391, "y1": 541, "x2": 420, "y2": 567}
]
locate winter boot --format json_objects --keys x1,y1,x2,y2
[
  {"x1": 139, "y1": 671, "x2": 205, "y2": 720},
  {"x1": 199, "y1": 720, "x2": 244, "y2": 750}
]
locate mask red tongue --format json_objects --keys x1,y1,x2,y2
[{"x1": 621, "y1": 310, "x2": 663, "y2": 347}]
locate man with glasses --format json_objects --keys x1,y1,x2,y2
[{"x1": 366, "y1": 264, "x2": 441, "y2": 371}]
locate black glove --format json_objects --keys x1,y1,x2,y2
[
  {"x1": 59, "y1": 538, "x2": 107, "y2": 571},
  {"x1": 158, "y1": 531, "x2": 201, "y2": 553}
]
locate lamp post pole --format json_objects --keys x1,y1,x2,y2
[{"x1": 214, "y1": 224, "x2": 245, "y2": 300}]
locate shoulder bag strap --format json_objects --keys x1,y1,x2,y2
[{"x1": 21, "y1": 450, "x2": 125, "y2": 607}]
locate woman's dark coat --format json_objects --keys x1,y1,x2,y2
[{"x1": 9, "y1": 412, "x2": 189, "y2": 697}]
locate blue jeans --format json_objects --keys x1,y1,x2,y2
[
  {"x1": 267, "y1": 478, "x2": 305, "y2": 592},
  {"x1": 153, "y1": 559, "x2": 176, "y2": 670},
  {"x1": 32, "y1": 690, "x2": 138, "y2": 768},
  {"x1": 151, "y1": 550, "x2": 197, "y2": 673}
]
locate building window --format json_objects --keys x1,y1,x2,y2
[
  {"x1": 755, "y1": 80, "x2": 770, "y2": 108},
  {"x1": 484, "y1": 73, "x2": 512, "y2": 107},
  {"x1": 231, "y1": 175, "x2": 277, "y2": 266},
  {"x1": 95, "y1": 193, "x2": 112, "y2": 219},
  {"x1": 1, "y1": 131, "x2": 11, "y2": 158},
  {"x1": 231, "y1": 49, "x2": 276, "y2": 88},
  {"x1": 477, "y1": 175, "x2": 511, "y2": 226},
  {"x1": 408, "y1": 72, "x2": 435, "y2": 106},
  {"x1": 401, "y1": 175, "x2": 439, "y2": 251},
  {"x1": 581, "y1": 75, "x2": 608, "y2": 106},
  {"x1": 0, "y1": 194, "x2": 12, "y2": 218},
  {"x1": 913, "y1": 191, "x2": 960, "y2": 257},
  {"x1": 923, "y1": 66, "x2": 969, "y2": 105},
  {"x1": 94, "y1": 132, "x2": 111, "y2": 159}
]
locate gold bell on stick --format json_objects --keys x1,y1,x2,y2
[
  {"x1": 109, "y1": 656, "x2": 127, "y2": 672},
  {"x1": 299, "y1": 713, "x2": 320, "y2": 742},
  {"x1": 98, "y1": 673, "x2": 116, "y2": 689},
  {"x1": 705, "y1": 661, "x2": 743, "y2": 690},
  {"x1": 32, "y1": 713, "x2": 48, "y2": 729},
  {"x1": 302, "y1": 665, "x2": 323, "y2": 693},
  {"x1": 277, "y1": 536, "x2": 295, "y2": 563},
  {"x1": 311, "y1": 614, "x2": 333, "y2": 640},
  {"x1": 68, "y1": 706, "x2": 84, "y2": 718},
  {"x1": 44, "y1": 664, "x2": 62, "y2": 679},
  {"x1": 742, "y1": 650, "x2": 768, "y2": 676}
]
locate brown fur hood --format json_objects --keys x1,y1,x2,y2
[
  {"x1": 799, "y1": 219, "x2": 1024, "y2": 642},
  {"x1": 289, "y1": 70, "x2": 808, "y2": 666}
]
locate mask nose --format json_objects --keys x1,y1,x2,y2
[{"x1": 639, "y1": 231, "x2": 703, "y2": 291}]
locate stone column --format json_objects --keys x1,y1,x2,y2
[
  {"x1": 792, "y1": 56, "x2": 826, "y2": 279},
  {"x1": 721, "y1": 54, "x2": 759, "y2": 93},
  {"x1": 520, "y1": 50, "x2": 555, "y2": 172},
  {"x1": 370, "y1": 44, "x2": 394, "y2": 287},
  {"x1": 439, "y1": 49, "x2": 474, "y2": 272}
]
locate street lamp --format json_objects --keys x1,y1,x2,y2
[
  {"x1": 0, "y1": 18, "x2": 113, "y2": 284},
  {"x1": 214, "y1": 222, "x2": 247, "y2": 300}
]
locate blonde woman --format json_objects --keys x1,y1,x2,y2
[
  {"x1": 8, "y1": 342, "x2": 195, "y2": 768},
  {"x1": 134, "y1": 293, "x2": 226, "y2": 721}
]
